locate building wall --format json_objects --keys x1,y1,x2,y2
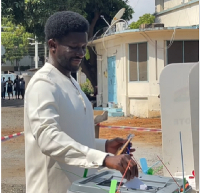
[
  {"x1": 77, "y1": 69, "x2": 87, "y2": 85},
  {"x1": 95, "y1": 29, "x2": 198, "y2": 117},
  {"x1": 156, "y1": 0, "x2": 198, "y2": 11},
  {"x1": 125, "y1": 33, "x2": 162, "y2": 117},
  {"x1": 96, "y1": 39, "x2": 127, "y2": 112},
  {"x1": 4, "y1": 55, "x2": 31, "y2": 66},
  {"x1": 155, "y1": 0, "x2": 199, "y2": 27},
  {"x1": 164, "y1": 0, "x2": 192, "y2": 10},
  {"x1": 4, "y1": 55, "x2": 43, "y2": 68}
]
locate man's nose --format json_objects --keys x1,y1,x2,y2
[{"x1": 76, "y1": 48, "x2": 86, "y2": 58}]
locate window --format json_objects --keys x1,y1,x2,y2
[
  {"x1": 129, "y1": 42, "x2": 148, "y2": 81},
  {"x1": 155, "y1": 0, "x2": 164, "y2": 12},
  {"x1": 167, "y1": 40, "x2": 199, "y2": 64}
]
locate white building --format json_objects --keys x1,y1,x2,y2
[
  {"x1": 2, "y1": 52, "x2": 87, "y2": 85},
  {"x1": 155, "y1": 0, "x2": 199, "y2": 27},
  {"x1": 90, "y1": 0, "x2": 199, "y2": 117},
  {"x1": 2, "y1": 55, "x2": 44, "y2": 73}
]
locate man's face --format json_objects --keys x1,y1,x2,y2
[{"x1": 49, "y1": 32, "x2": 88, "y2": 72}]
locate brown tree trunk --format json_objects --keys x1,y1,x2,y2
[
  {"x1": 81, "y1": 48, "x2": 97, "y2": 89},
  {"x1": 81, "y1": 48, "x2": 97, "y2": 88},
  {"x1": 81, "y1": 61, "x2": 96, "y2": 88},
  {"x1": 81, "y1": 11, "x2": 100, "y2": 90},
  {"x1": 88, "y1": 11, "x2": 100, "y2": 39}
]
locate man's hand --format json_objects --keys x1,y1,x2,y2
[
  {"x1": 105, "y1": 137, "x2": 135, "y2": 155},
  {"x1": 103, "y1": 154, "x2": 138, "y2": 181}
]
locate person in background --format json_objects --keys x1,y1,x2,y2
[
  {"x1": 1, "y1": 78, "x2": 4, "y2": 99},
  {"x1": 2, "y1": 77, "x2": 6, "y2": 99},
  {"x1": 24, "y1": 11, "x2": 138, "y2": 193},
  {"x1": 1, "y1": 77, "x2": 6, "y2": 99},
  {"x1": 19, "y1": 77, "x2": 25, "y2": 99},
  {"x1": 14, "y1": 75, "x2": 20, "y2": 99},
  {"x1": 6, "y1": 77, "x2": 13, "y2": 100}
]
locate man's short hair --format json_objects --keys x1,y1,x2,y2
[{"x1": 44, "y1": 11, "x2": 89, "y2": 43}]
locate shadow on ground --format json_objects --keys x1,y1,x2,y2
[{"x1": 1, "y1": 98, "x2": 24, "y2": 108}]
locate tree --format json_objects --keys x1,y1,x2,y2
[
  {"x1": 129, "y1": 13, "x2": 155, "y2": 29},
  {"x1": 81, "y1": 0, "x2": 134, "y2": 88},
  {"x1": 2, "y1": 0, "x2": 134, "y2": 88},
  {"x1": 2, "y1": 0, "x2": 88, "y2": 41},
  {"x1": 1, "y1": 17, "x2": 34, "y2": 71}
]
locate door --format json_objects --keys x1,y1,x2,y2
[{"x1": 107, "y1": 56, "x2": 117, "y2": 104}]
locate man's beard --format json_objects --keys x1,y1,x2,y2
[
  {"x1": 58, "y1": 56, "x2": 82, "y2": 72},
  {"x1": 69, "y1": 58, "x2": 82, "y2": 72},
  {"x1": 70, "y1": 64, "x2": 81, "y2": 72}
]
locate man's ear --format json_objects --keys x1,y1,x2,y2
[{"x1": 48, "y1": 39, "x2": 57, "y2": 53}]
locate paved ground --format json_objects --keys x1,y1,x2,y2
[
  {"x1": 1, "y1": 99, "x2": 162, "y2": 192},
  {"x1": 1, "y1": 97, "x2": 24, "y2": 108}
]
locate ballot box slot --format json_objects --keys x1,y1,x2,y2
[{"x1": 79, "y1": 171, "x2": 111, "y2": 184}]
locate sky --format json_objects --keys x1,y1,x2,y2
[{"x1": 127, "y1": 0, "x2": 156, "y2": 23}]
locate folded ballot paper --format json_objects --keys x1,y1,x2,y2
[{"x1": 124, "y1": 177, "x2": 147, "y2": 190}]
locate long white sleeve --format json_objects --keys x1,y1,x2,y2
[
  {"x1": 24, "y1": 63, "x2": 111, "y2": 193},
  {"x1": 25, "y1": 75, "x2": 108, "y2": 168}
]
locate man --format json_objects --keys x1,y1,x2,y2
[
  {"x1": 1, "y1": 77, "x2": 6, "y2": 99},
  {"x1": 24, "y1": 11, "x2": 138, "y2": 193},
  {"x1": 2, "y1": 77, "x2": 6, "y2": 99},
  {"x1": 1, "y1": 78, "x2": 5, "y2": 99},
  {"x1": 14, "y1": 75, "x2": 20, "y2": 99},
  {"x1": 19, "y1": 77, "x2": 25, "y2": 99},
  {"x1": 6, "y1": 77, "x2": 13, "y2": 100}
]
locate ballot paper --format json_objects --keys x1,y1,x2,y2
[{"x1": 124, "y1": 177, "x2": 147, "y2": 190}]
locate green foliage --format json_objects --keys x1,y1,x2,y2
[
  {"x1": 85, "y1": 0, "x2": 134, "y2": 36},
  {"x1": 129, "y1": 13, "x2": 155, "y2": 29},
  {"x1": 1, "y1": 17, "x2": 34, "y2": 64},
  {"x1": 2, "y1": 0, "x2": 134, "y2": 88},
  {"x1": 2, "y1": 0, "x2": 85, "y2": 41},
  {"x1": 80, "y1": 79, "x2": 94, "y2": 96},
  {"x1": 2, "y1": 0, "x2": 134, "y2": 41},
  {"x1": 85, "y1": 48, "x2": 90, "y2": 60}
]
